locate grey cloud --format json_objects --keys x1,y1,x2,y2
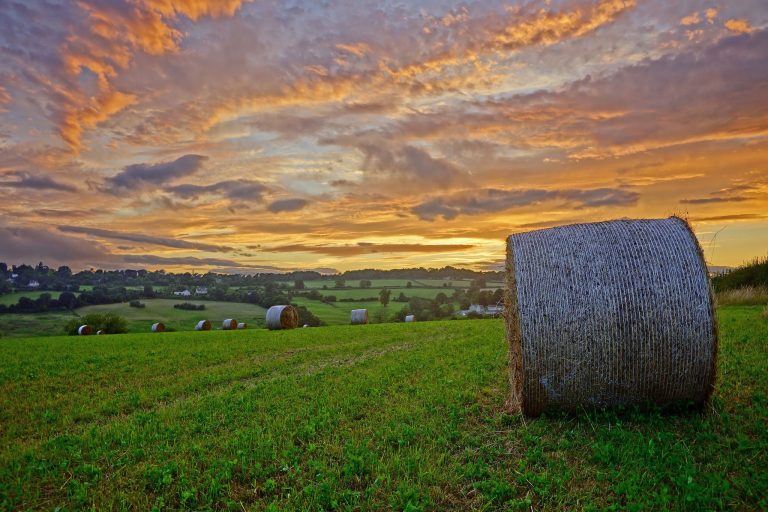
[
  {"x1": 58, "y1": 225, "x2": 234, "y2": 252},
  {"x1": 121, "y1": 255, "x2": 246, "y2": 267},
  {"x1": 104, "y1": 154, "x2": 208, "y2": 192},
  {"x1": 361, "y1": 144, "x2": 465, "y2": 187},
  {"x1": 0, "y1": 171, "x2": 77, "y2": 192},
  {"x1": 680, "y1": 196, "x2": 750, "y2": 205},
  {"x1": 413, "y1": 187, "x2": 639, "y2": 221},
  {"x1": 0, "y1": 225, "x2": 115, "y2": 267},
  {"x1": 168, "y1": 179, "x2": 268, "y2": 202},
  {"x1": 268, "y1": 198, "x2": 308, "y2": 213}
]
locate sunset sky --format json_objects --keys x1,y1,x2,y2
[{"x1": 1, "y1": 0, "x2": 767, "y2": 273}]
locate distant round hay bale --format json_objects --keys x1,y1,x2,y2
[
  {"x1": 505, "y1": 217, "x2": 717, "y2": 416},
  {"x1": 151, "y1": 322, "x2": 165, "y2": 333},
  {"x1": 351, "y1": 309, "x2": 369, "y2": 325},
  {"x1": 96, "y1": 330, "x2": 105, "y2": 335},
  {"x1": 236, "y1": 322, "x2": 247, "y2": 330},
  {"x1": 404, "y1": 315, "x2": 415, "y2": 322},
  {"x1": 266, "y1": 305, "x2": 299, "y2": 330},
  {"x1": 195, "y1": 319, "x2": 212, "y2": 331},
  {"x1": 222, "y1": 318, "x2": 237, "y2": 330},
  {"x1": 77, "y1": 325, "x2": 93, "y2": 336}
]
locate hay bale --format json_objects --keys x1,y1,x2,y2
[
  {"x1": 77, "y1": 325, "x2": 92, "y2": 336},
  {"x1": 195, "y1": 319, "x2": 212, "y2": 331},
  {"x1": 351, "y1": 309, "x2": 369, "y2": 325},
  {"x1": 237, "y1": 322, "x2": 247, "y2": 329},
  {"x1": 151, "y1": 322, "x2": 165, "y2": 333},
  {"x1": 404, "y1": 315, "x2": 415, "y2": 322},
  {"x1": 96, "y1": 330, "x2": 105, "y2": 335},
  {"x1": 222, "y1": 318, "x2": 237, "y2": 330},
  {"x1": 266, "y1": 305, "x2": 299, "y2": 330},
  {"x1": 505, "y1": 217, "x2": 717, "y2": 416}
]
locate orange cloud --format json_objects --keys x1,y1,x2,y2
[
  {"x1": 680, "y1": 12, "x2": 700, "y2": 26},
  {"x1": 725, "y1": 19, "x2": 754, "y2": 34},
  {"x1": 0, "y1": 86, "x2": 10, "y2": 111},
  {"x1": 146, "y1": 0, "x2": 247, "y2": 20},
  {"x1": 55, "y1": 0, "x2": 248, "y2": 151},
  {"x1": 60, "y1": 90, "x2": 138, "y2": 150}
]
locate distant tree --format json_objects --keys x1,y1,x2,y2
[
  {"x1": 58, "y1": 292, "x2": 78, "y2": 310},
  {"x1": 379, "y1": 288, "x2": 391, "y2": 307},
  {"x1": 435, "y1": 292, "x2": 448, "y2": 304},
  {"x1": 359, "y1": 279, "x2": 372, "y2": 289},
  {"x1": 0, "y1": 262, "x2": 7, "y2": 276},
  {"x1": 294, "y1": 279, "x2": 305, "y2": 290},
  {"x1": 406, "y1": 281, "x2": 412, "y2": 289},
  {"x1": 334, "y1": 278, "x2": 345, "y2": 288},
  {"x1": 295, "y1": 305, "x2": 324, "y2": 327},
  {"x1": 143, "y1": 284, "x2": 155, "y2": 298},
  {"x1": 56, "y1": 266, "x2": 72, "y2": 278}
]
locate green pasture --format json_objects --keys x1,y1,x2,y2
[
  {"x1": 77, "y1": 299, "x2": 267, "y2": 333},
  {"x1": 0, "y1": 307, "x2": 765, "y2": 510}
]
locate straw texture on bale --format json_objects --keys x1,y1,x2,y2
[
  {"x1": 236, "y1": 322, "x2": 247, "y2": 330},
  {"x1": 151, "y1": 322, "x2": 165, "y2": 333},
  {"x1": 505, "y1": 217, "x2": 717, "y2": 416},
  {"x1": 78, "y1": 325, "x2": 92, "y2": 336},
  {"x1": 266, "y1": 305, "x2": 299, "y2": 330},
  {"x1": 405, "y1": 315, "x2": 415, "y2": 323},
  {"x1": 222, "y1": 318, "x2": 237, "y2": 330},
  {"x1": 195, "y1": 319, "x2": 212, "y2": 331},
  {"x1": 351, "y1": 309, "x2": 369, "y2": 325}
]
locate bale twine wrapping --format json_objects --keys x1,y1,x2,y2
[
  {"x1": 151, "y1": 322, "x2": 165, "y2": 333},
  {"x1": 195, "y1": 319, "x2": 212, "y2": 331},
  {"x1": 222, "y1": 318, "x2": 237, "y2": 330},
  {"x1": 77, "y1": 325, "x2": 92, "y2": 336},
  {"x1": 351, "y1": 309, "x2": 369, "y2": 325},
  {"x1": 236, "y1": 322, "x2": 247, "y2": 330},
  {"x1": 404, "y1": 315, "x2": 415, "y2": 323},
  {"x1": 505, "y1": 217, "x2": 717, "y2": 416},
  {"x1": 266, "y1": 305, "x2": 299, "y2": 330}
]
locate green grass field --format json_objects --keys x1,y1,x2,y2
[
  {"x1": 292, "y1": 297, "x2": 397, "y2": 325},
  {"x1": 0, "y1": 299, "x2": 267, "y2": 338},
  {"x1": 0, "y1": 306, "x2": 765, "y2": 510},
  {"x1": 78, "y1": 299, "x2": 267, "y2": 333},
  {"x1": 0, "y1": 291, "x2": 52, "y2": 306}
]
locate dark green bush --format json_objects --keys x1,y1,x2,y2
[{"x1": 64, "y1": 313, "x2": 129, "y2": 335}]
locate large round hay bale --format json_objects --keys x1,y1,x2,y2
[
  {"x1": 195, "y1": 319, "x2": 212, "y2": 331},
  {"x1": 78, "y1": 325, "x2": 92, "y2": 336},
  {"x1": 351, "y1": 309, "x2": 369, "y2": 325},
  {"x1": 236, "y1": 322, "x2": 247, "y2": 330},
  {"x1": 505, "y1": 217, "x2": 717, "y2": 416},
  {"x1": 404, "y1": 315, "x2": 415, "y2": 322},
  {"x1": 151, "y1": 322, "x2": 165, "y2": 333},
  {"x1": 266, "y1": 305, "x2": 299, "y2": 330},
  {"x1": 222, "y1": 318, "x2": 237, "y2": 330}
]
